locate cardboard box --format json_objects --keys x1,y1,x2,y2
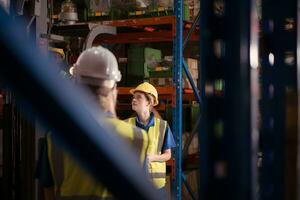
[
  {"x1": 186, "y1": 58, "x2": 198, "y2": 79},
  {"x1": 182, "y1": 132, "x2": 199, "y2": 155},
  {"x1": 149, "y1": 77, "x2": 173, "y2": 87},
  {"x1": 182, "y1": 170, "x2": 199, "y2": 200},
  {"x1": 183, "y1": 78, "x2": 198, "y2": 89}
]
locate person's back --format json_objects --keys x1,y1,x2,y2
[
  {"x1": 46, "y1": 117, "x2": 148, "y2": 199},
  {"x1": 38, "y1": 46, "x2": 149, "y2": 200}
]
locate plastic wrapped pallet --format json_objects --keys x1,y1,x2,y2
[
  {"x1": 157, "y1": 0, "x2": 173, "y2": 8},
  {"x1": 112, "y1": 0, "x2": 151, "y2": 10},
  {"x1": 144, "y1": 47, "x2": 162, "y2": 70},
  {"x1": 136, "y1": 0, "x2": 152, "y2": 8},
  {"x1": 89, "y1": 0, "x2": 111, "y2": 12}
]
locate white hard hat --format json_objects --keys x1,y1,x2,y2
[{"x1": 73, "y1": 46, "x2": 121, "y2": 86}]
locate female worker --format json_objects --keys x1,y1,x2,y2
[{"x1": 126, "y1": 82, "x2": 176, "y2": 197}]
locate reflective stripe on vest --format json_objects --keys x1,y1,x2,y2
[{"x1": 126, "y1": 117, "x2": 167, "y2": 188}]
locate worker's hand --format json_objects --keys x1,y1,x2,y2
[{"x1": 147, "y1": 154, "x2": 155, "y2": 162}]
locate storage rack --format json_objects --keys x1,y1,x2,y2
[{"x1": 1, "y1": 0, "x2": 299, "y2": 199}]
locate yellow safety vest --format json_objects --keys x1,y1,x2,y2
[
  {"x1": 126, "y1": 117, "x2": 167, "y2": 189},
  {"x1": 47, "y1": 117, "x2": 148, "y2": 199}
]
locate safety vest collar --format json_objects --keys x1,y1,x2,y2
[{"x1": 135, "y1": 112, "x2": 155, "y2": 132}]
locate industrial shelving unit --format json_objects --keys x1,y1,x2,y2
[{"x1": 1, "y1": 0, "x2": 300, "y2": 199}]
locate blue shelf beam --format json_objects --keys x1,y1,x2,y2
[
  {"x1": 173, "y1": 0, "x2": 184, "y2": 198},
  {"x1": 183, "y1": 60, "x2": 202, "y2": 105}
]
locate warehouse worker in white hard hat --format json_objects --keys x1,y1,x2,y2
[
  {"x1": 125, "y1": 82, "x2": 176, "y2": 197},
  {"x1": 36, "y1": 46, "x2": 149, "y2": 200}
]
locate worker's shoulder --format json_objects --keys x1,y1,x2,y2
[
  {"x1": 123, "y1": 117, "x2": 135, "y2": 123},
  {"x1": 106, "y1": 117, "x2": 130, "y2": 127},
  {"x1": 154, "y1": 116, "x2": 168, "y2": 125},
  {"x1": 106, "y1": 117, "x2": 146, "y2": 134}
]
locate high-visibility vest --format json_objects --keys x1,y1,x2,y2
[
  {"x1": 47, "y1": 117, "x2": 148, "y2": 199},
  {"x1": 126, "y1": 117, "x2": 167, "y2": 189}
]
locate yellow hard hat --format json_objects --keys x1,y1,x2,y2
[
  {"x1": 48, "y1": 47, "x2": 65, "y2": 60},
  {"x1": 130, "y1": 82, "x2": 159, "y2": 106}
]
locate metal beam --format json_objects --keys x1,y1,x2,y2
[
  {"x1": 173, "y1": 0, "x2": 184, "y2": 198},
  {"x1": 183, "y1": 11, "x2": 200, "y2": 49},
  {"x1": 183, "y1": 60, "x2": 201, "y2": 105}
]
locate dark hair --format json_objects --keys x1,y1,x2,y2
[
  {"x1": 141, "y1": 92, "x2": 153, "y2": 105},
  {"x1": 86, "y1": 84, "x2": 115, "y2": 97}
]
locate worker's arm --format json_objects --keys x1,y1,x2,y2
[
  {"x1": 147, "y1": 149, "x2": 172, "y2": 162},
  {"x1": 148, "y1": 123, "x2": 175, "y2": 162},
  {"x1": 44, "y1": 187, "x2": 55, "y2": 200}
]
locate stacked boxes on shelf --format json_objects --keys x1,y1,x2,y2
[
  {"x1": 148, "y1": 53, "x2": 172, "y2": 87},
  {"x1": 183, "y1": 0, "x2": 200, "y2": 21},
  {"x1": 54, "y1": 0, "x2": 197, "y2": 22},
  {"x1": 149, "y1": 70, "x2": 173, "y2": 87},
  {"x1": 127, "y1": 46, "x2": 162, "y2": 86},
  {"x1": 87, "y1": 0, "x2": 111, "y2": 20},
  {"x1": 127, "y1": 45, "x2": 199, "y2": 89},
  {"x1": 183, "y1": 58, "x2": 198, "y2": 89},
  {"x1": 193, "y1": 0, "x2": 200, "y2": 18},
  {"x1": 149, "y1": 57, "x2": 199, "y2": 89},
  {"x1": 126, "y1": 0, "x2": 174, "y2": 18}
]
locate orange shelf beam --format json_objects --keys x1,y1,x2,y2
[
  {"x1": 100, "y1": 16, "x2": 176, "y2": 34},
  {"x1": 118, "y1": 86, "x2": 174, "y2": 95},
  {"x1": 118, "y1": 87, "x2": 195, "y2": 104},
  {"x1": 52, "y1": 16, "x2": 199, "y2": 44},
  {"x1": 93, "y1": 16, "x2": 199, "y2": 44},
  {"x1": 94, "y1": 30, "x2": 199, "y2": 44}
]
